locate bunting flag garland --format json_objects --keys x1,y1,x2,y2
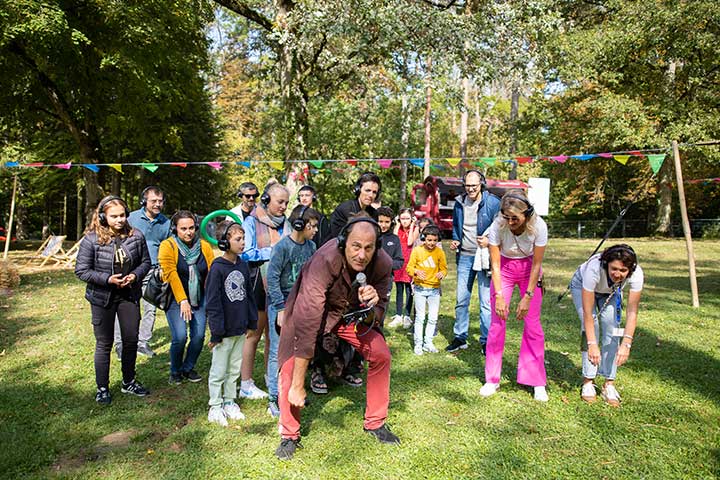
[
  {"x1": 237, "y1": 161, "x2": 251, "y2": 168},
  {"x1": 446, "y1": 157, "x2": 461, "y2": 167},
  {"x1": 571, "y1": 154, "x2": 596, "y2": 161},
  {"x1": 82, "y1": 164, "x2": 100, "y2": 172},
  {"x1": 170, "y1": 162, "x2": 187, "y2": 168},
  {"x1": 141, "y1": 163, "x2": 158, "y2": 172},
  {"x1": 686, "y1": 177, "x2": 720, "y2": 184},
  {"x1": 550, "y1": 155, "x2": 568, "y2": 163},
  {"x1": 613, "y1": 155, "x2": 630, "y2": 165},
  {"x1": 409, "y1": 158, "x2": 425, "y2": 167},
  {"x1": 345, "y1": 159, "x2": 358, "y2": 166},
  {"x1": 268, "y1": 160, "x2": 284, "y2": 170},
  {"x1": 376, "y1": 159, "x2": 393, "y2": 168},
  {"x1": 597, "y1": 153, "x2": 614, "y2": 158},
  {"x1": 108, "y1": 164, "x2": 123, "y2": 173},
  {"x1": 515, "y1": 156, "x2": 533, "y2": 164},
  {"x1": 55, "y1": 162, "x2": 72, "y2": 169},
  {"x1": 647, "y1": 154, "x2": 666, "y2": 174},
  {"x1": 308, "y1": 160, "x2": 324, "y2": 168},
  {"x1": 5, "y1": 162, "x2": 19, "y2": 167},
  {"x1": 478, "y1": 157, "x2": 497, "y2": 166}
]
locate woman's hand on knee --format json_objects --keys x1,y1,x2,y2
[{"x1": 587, "y1": 344, "x2": 601, "y2": 366}]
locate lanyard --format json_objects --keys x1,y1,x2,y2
[{"x1": 614, "y1": 285, "x2": 623, "y2": 327}]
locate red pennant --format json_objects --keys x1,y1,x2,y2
[
  {"x1": 345, "y1": 159, "x2": 357, "y2": 166},
  {"x1": 515, "y1": 156, "x2": 533, "y2": 164},
  {"x1": 170, "y1": 162, "x2": 187, "y2": 168}
]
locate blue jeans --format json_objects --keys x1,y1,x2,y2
[
  {"x1": 266, "y1": 302, "x2": 280, "y2": 399},
  {"x1": 166, "y1": 298, "x2": 206, "y2": 375},
  {"x1": 414, "y1": 287, "x2": 441, "y2": 347},
  {"x1": 453, "y1": 253, "x2": 492, "y2": 343},
  {"x1": 570, "y1": 272, "x2": 621, "y2": 380}
]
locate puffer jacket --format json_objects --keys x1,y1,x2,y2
[{"x1": 75, "y1": 230, "x2": 151, "y2": 308}]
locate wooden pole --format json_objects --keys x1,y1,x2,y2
[
  {"x1": 3, "y1": 175, "x2": 18, "y2": 260},
  {"x1": 423, "y1": 56, "x2": 432, "y2": 179},
  {"x1": 672, "y1": 140, "x2": 700, "y2": 307}
]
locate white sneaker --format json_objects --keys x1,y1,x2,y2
[
  {"x1": 222, "y1": 401, "x2": 246, "y2": 420},
  {"x1": 581, "y1": 382, "x2": 597, "y2": 403},
  {"x1": 601, "y1": 383, "x2": 621, "y2": 407},
  {"x1": 208, "y1": 406, "x2": 228, "y2": 427},
  {"x1": 413, "y1": 344, "x2": 423, "y2": 355},
  {"x1": 239, "y1": 380, "x2": 268, "y2": 400},
  {"x1": 388, "y1": 315, "x2": 404, "y2": 328},
  {"x1": 479, "y1": 382, "x2": 499, "y2": 397},
  {"x1": 403, "y1": 315, "x2": 413, "y2": 329},
  {"x1": 534, "y1": 386, "x2": 549, "y2": 402},
  {"x1": 423, "y1": 342, "x2": 438, "y2": 353}
]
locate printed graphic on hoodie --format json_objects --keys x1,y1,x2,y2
[{"x1": 225, "y1": 270, "x2": 246, "y2": 302}]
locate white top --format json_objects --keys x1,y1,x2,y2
[
  {"x1": 578, "y1": 253, "x2": 644, "y2": 294},
  {"x1": 487, "y1": 216, "x2": 548, "y2": 258}
]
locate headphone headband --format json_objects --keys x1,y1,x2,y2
[
  {"x1": 170, "y1": 211, "x2": 199, "y2": 236},
  {"x1": 291, "y1": 205, "x2": 310, "y2": 231},
  {"x1": 218, "y1": 221, "x2": 241, "y2": 251},
  {"x1": 600, "y1": 244, "x2": 638, "y2": 275},
  {"x1": 140, "y1": 186, "x2": 165, "y2": 208},
  {"x1": 337, "y1": 216, "x2": 382, "y2": 252},
  {"x1": 98, "y1": 196, "x2": 130, "y2": 227},
  {"x1": 503, "y1": 192, "x2": 534, "y2": 218}
]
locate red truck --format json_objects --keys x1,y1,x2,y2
[{"x1": 410, "y1": 176, "x2": 528, "y2": 237}]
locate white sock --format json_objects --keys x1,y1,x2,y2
[{"x1": 241, "y1": 379, "x2": 253, "y2": 388}]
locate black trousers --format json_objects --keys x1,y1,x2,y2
[
  {"x1": 395, "y1": 281, "x2": 413, "y2": 317},
  {"x1": 91, "y1": 300, "x2": 140, "y2": 388}
]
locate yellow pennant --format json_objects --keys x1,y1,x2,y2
[
  {"x1": 613, "y1": 155, "x2": 630, "y2": 165},
  {"x1": 269, "y1": 160, "x2": 284, "y2": 170},
  {"x1": 108, "y1": 164, "x2": 123, "y2": 174},
  {"x1": 446, "y1": 157, "x2": 461, "y2": 167}
]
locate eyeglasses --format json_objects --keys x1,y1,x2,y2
[
  {"x1": 464, "y1": 184, "x2": 481, "y2": 190},
  {"x1": 243, "y1": 193, "x2": 259, "y2": 199},
  {"x1": 502, "y1": 214, "x2": 523, "y2": 222}
]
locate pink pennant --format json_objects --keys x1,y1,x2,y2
[
  {"x1": 550, "y1": 155, "x2": 568, "y2": 163},
  {"x1": 597, "y1": 153, "x2": 613, "y2": 158},
  {"x1": 54, "y1": 162, "x2": 72, "y2": 169},
  {"x1": 376, "y1": 159, "x2": 393, "y2": 169},
  {"x1": 207, "y1": 162, "x2": 223, "y2": 170}
]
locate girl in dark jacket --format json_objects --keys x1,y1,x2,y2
[{"x1": 75, "y1": 196, "x2": 151, "y2": 405}]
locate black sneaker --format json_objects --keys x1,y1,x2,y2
[
  {"x1": 275, "y1": 438, "x2": 302, "y2": 460},
  {"x1": 169, "y1": 373, "x2": 183, "y2": 385},
  {"x1": 137, "y1": 344, "x2": 155, "y2": 357},
  {"x1": 182, "y1": 370, "x2": 202, "y2": 383},
  {"x1": 480, "y1": 342, "x2": 487, "y2": 356},
  {"x1": 445, "y1": 338, "x2": 468, "y2": 353},
  {"x1": 364, "y1": 424, "x2": 401, "y2": 445},
  {"x1": 95, "y1": 387, "x2": 112, "y2": 405},
  {"x1": 121, "y1": 379, "x2": 150, "y2": 397}
]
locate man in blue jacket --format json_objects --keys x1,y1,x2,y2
[{"x1": 447, "y1": 170, "x2": 500, "y2": 354}]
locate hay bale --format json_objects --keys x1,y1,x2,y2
[{"x1": 0, "y1": 260, "x2": 20, "y2": 296}]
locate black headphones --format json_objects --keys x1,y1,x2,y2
[
  {"x1": 140, "y1": 186, "x2": 165, "y2": 208},
  {"x1": 600, "y1": 244, "x2": 637, "y2": 275},
  {"x1": 298, "y1": 185, "x2": 317, "y2": 203},
  {"x1": 217, "y1": 222, "x2": 241, "y2": 251},
  {"x1": 292, "y1": 205, "x2": 309, "y2": 231},
  {"x1": 419, "y1": 225, "x2": 440, "y2": 242},
  {"x1": 462, "y1": 169, "x2": 487, "y2": 191},
  {"x1": 260, "y1": 188, "x2": 271, "y2": 207},
  {"x1": 353, "y1": 172, "x2": 382, "y2": 199},
  {"x1": 337, "y1": 216, "x2": 382, "y2": 252},
  {"x1": 503, "y1": 193, "x2": 535, "y2": 218},
  {"x1": 98, "y1": 196, "x2": 130, "y2": 227},
  {"x1": 170, "y1": 211, "x2": 200, "y2": 236}
]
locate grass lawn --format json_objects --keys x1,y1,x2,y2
[{"x1": 0, "y1": 238, "x2": 718, "y2": 479}]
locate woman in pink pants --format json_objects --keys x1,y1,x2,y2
[{"x1": 480, "y1": 191, "x2": 549, "y2": 402}]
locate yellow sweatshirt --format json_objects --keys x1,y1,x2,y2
[{"x1": 406, "y1": 245, "x2": 447, "y2": 289}]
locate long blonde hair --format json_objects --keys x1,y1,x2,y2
[
  {"x1": 496, "y1": 190, "x2": 538, "y2": 236},
  {"x1": 87, "y1": 196, "x2": 134, "y2": 245}
]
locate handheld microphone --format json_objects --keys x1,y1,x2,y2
[{"x1": 355, "y1": 272, "x2": 376, "y2": 307}]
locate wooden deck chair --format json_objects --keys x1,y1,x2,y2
[
  {"x1": 25, "y1": 235, "x2": 67, "y2": 266},
  {"x1": 54, "y1": 236, "x2": 83, "y2": 267}
]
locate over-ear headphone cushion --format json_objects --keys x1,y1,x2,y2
[{"x1": 337, "y1": 217, "x2": 382, "y2": 251}]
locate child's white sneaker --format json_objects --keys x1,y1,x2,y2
[
  {"x1": 222, "y1": 401, "x2": 246, "y2": 420},
  {"x1": 413, "y1": 344, "x2": 423, "y2": 355},
  {"x1": 403, "y1": 315, "x2": 413, "y2": 329},
  {"x1": 479, "y1": 382, "x2": 499, "y2": 397},
  {"x1": 388, "y1": 315, "x2": 404, "y2": 328},
  {"x1": 208, "y1": 406, "x2": 228, "y2": 427},
  {"x1": 423, "y1": 342, "x2": 438, "y2": 353},
  {"x1": 239, "y1": 379, "x2": 268, "y2": 399},
  {"x1": 534, "y1": 386, "x2": 549, "y2": 402}
]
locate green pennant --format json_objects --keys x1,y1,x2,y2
[
  {"x1": 478, "y1": 157, "x2": 496, "y2": 166},
  {"x1": 308, "y1": 160, "x2": 324, "y2": 168},
  {"x1": 141, "y1": 163, "x2": 159, "y2": 173},
  {"x1": 647, "y1": 154, "x2": 666, "y2": 174}
]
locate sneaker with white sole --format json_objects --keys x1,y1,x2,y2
[
  {"x1": 387, "y1": 315, "x2": 404, "y2": 328},
  {"x1": 238, "y1": 380, "x2": 268, "y2": 400},
  {"x1": 479, "y1": 382, "x2": 499, "y2": 397},
  {"x1": 601, "y1": 383, "x2": 621, "y2": 407},
  {"x1": 267, "y1": 399, "x2": 280, "y2": 418},
  {"x1": 402, "y1": 315, "x2": 413, "y2": 329},
  {"x1": 423, "y1": 342, "x2": 438, "y2": 353},
  {"x1": 208, "y1": 406, "x2": 228, "y2": 427},
  {"x1": 581, "y1": 382, "x2": 597, "y2": 403},
  {"x1": 534, "y1": 386, "x2": 549, "y2": 402},
  {"x1": 413, "y1": 344, "x2": 423, "y2": 355},
  {"x1": 222, "y1": 401, "x2": 246, "y2": 420}
]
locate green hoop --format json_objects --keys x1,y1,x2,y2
[{"x1": 200, "y1": 210, "x2": 243, "y2": 246}]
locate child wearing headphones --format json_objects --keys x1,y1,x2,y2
[
  {"x1": 481, "y1": 190, "x2": 549, "y2": 402},
  {"x1": 265, "y1": 205, "x2": 320, "y2": 416},
  {"x1": 406, "y1": 225, "x2": 447, "y2": 355},
  {"x1": 570, "y1": 244, "x2": 643, "y2": 406},
  {"x1": 376, "y1": 207, "x2": 405, "y2": 327},
  {"x1": 205, "y1": 221, "x2": 258, "y2": 426},
  {"x1": 75, "y1": 196, "x2": 151, "y2": 405}
]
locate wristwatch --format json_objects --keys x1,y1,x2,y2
[{"x1": 525, "y1": 290, "x2": 534, "y2": 299}]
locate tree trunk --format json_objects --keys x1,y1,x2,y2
[
  {"x1": 424, "y1": 56, "x2": 432, "y2": 179},
  {"x1": 654, "y1": 152, "x2": 674, "y2": 235},
  {"x1": 76, "y1": 179, "x2": 84, "y2": 239},
  {"x1": 400, "y1": 93, "x2": 411, "y2": 208},
  {"x1": 460, "y1": 76, "x2": 469, "y2": 170},
  {"x1": 508, "y1": 82, "x2": 520, "y2": 180}
]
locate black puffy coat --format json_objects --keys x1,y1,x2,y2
[{"x1": 75, "y1": 230, "x2": 151, "y2": 308}]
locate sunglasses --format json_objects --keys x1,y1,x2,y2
[{"x1": 243, "y1": 193, "x2": 260, "y2": 199}]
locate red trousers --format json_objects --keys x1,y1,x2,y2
[{"x1": 278, "y1": 323, "x2": 391, "y2": 439}]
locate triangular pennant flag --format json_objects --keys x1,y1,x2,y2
[
  {"x1": 376, "y1": 159, "x2": 392, "y2": 168},
  {"x1": 5, "y1": 162, "x2": 20, "y2": 167},
  {"x1": 345, "y1": 159, "x2": 358, "y2": 166},
  {"x1": 430, "y1": 164, "x2": 442, "y2": 171},
  {"x1": 446, "y1": 157, "x2": 461, "y2": 167},
  {"x1": 613, "y1": 155, "x2": 630, "y2": 165},
  {"x1": 597, "y1": 153, "x2": 613, "y2": 158},
  {"x1": 515, "y1": 156, "x2": 533, "y2": 164},
  {"x1": 82, "y1": 164, "x2": 100, "y2": 173},
  {"x1": 647, "y1": 154, "x2": 666, "y2": 174},
  {"x1": 571, "y1": 154, "x2": 596, "y2": 161},
  {"x1": 141, "y1": 163, "x2": 159, "y2": 173},
  {"x1": 170, "y1": 162, "x2": 187, "y2": 168},
  {"x1": 108, "y1": 164, "x2": 123, "y2": 173},
  {"x1": 237, "y1": 161, "x2": 251, "y2": 168},
  {"x1": 207, "y1": 162, "x2": 223, "y2": 170},
  {"x1": 550, "y1": 155, "x2": 568, "y2": 163},
  {"x1": 629, "y1": 150, "x2": 645, "y2": 157},
  {"x1": 24, "y1": 162, "x2": 44, "y2": 167},
  {"x1": 54, "y1": 162, "x2": 72, "y2": 169},
  {"x1": 308, "y1": 160, "x2": 324, "y2": 168},
  {"x1": 409, "y1": 158, "x2": 425, "y2": 167},
  {"x1": 269, "y1": 160, "x2": 284, "y2": 170},
  {"x1": 479, "y1": 157, "x2": 497, "y2": 166}
]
